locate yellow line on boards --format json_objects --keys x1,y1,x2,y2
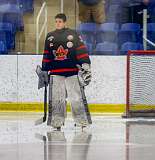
[{"x1": 0, "y1": 102, "x2": 125, "y2": 113}]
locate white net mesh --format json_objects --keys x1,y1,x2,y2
[{"x1": 127, "y1": 52, "x2": 155, "y2": 116}]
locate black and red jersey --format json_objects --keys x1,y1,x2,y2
[{"x1": 42, "y1": 28, "x2": 90, "y2": 77}]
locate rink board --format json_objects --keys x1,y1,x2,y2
[{"x1": 0, "y1": 55, "x2": 126, "y2": 112}]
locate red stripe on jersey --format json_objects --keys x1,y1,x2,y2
[
  {"x1": 49, "y1": 68, "x2": 78, "y2": 73},
  {"x1": 76, "y1": 45, "x2": 87, "y2": 50},
  {"x1": 44, "y1": 50, "x2": 49, "y2": 54},
  {"x1": 76, "y1": 54, "x2": 89, "y2": 60},
  {"x1": 42, "y1": 59, "x2": 51, "y2": 63}
]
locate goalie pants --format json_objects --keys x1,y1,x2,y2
[{"x1": 47, "y1": 75, "x2": 92, "y2": 127}]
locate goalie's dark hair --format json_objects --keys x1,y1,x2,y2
[{"x1": 55, "y1": 13, "x2": 67, "y2": 22}]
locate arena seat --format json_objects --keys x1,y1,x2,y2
[
  {"x1": 18, "y1": 0, "x2": 34, "y2": 13},
  {"x1": 0, "y1": 0, "x2": 17, "y2": 5},
  {"x1": 120, "y1": 42, "x2": 143, "y2": 55},
  {"x1": 0, "y1": 0, "x2": 34, "y2": 13},
  {"x1": 118, "y1": 23, "x2": 141, "y2": 46},
  {"x1": 0, "y1": 22, "x2": 15, "y2": 33},
  {"x1": 146, "y1": 23, "x2": 155, "y2": 49},
  {"x1": 95, "y1": 42, "x2": 118, "y2": 55},
  {"x1": 96, "y1": 23, "x2": 119, "y2": 43},
  {"x1": 77, "y1": 23, "x2": 97, "y2": 45},
  {"x1": 0, "y1": 4, "x2": 24, "y2": 31},
  {"x1": 0, "y1": 3, "x2": 20, "y2": 13},
  {"x1": 0, "y1": 22, "x2": 15, "y2": 49},
  {"x1": 147, "y1": 23, "x2": 155, "y2": 40},
  {"x1": 0, "y1": 41, "x2": 7, "y2": 54},
  {"x1": 77, "y1": 23, "x2": 97, "y2": 33}
]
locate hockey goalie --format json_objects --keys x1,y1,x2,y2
[{"x1": 37, "y1": 13, "x2": 92, "y2": 130}]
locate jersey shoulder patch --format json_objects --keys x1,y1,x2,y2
[{"x1": 47, "y1": 32, "x2": 55, "y2": 42}]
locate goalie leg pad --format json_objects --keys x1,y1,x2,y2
[
  {"x1": 47, "y1": 75, "x2": 67, "y2": 127},
  {"x1": 65, "y1": 75, "x2": 92, "y2": 127}
]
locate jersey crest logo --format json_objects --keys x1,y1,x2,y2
[{"x1": 53, "y1": 45, "x2": 69, "y2": 61}]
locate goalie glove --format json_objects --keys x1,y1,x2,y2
[
  {"x1": 36, "y1": 65, "x2": 49, "y2": 89},
  {"x1": 77, "y1": 63, "x2": 91, "y2": 86}
]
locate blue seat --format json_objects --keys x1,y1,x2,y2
[
  {"x1": 0, "y1": 0, "x2": 34, "y2": 13},
  {"x1": 0, "y1": 22, "x2": 15, "y2": 33},
  {"x1": 121, "y1": 23, "x2": 141, "y2": 32},
  {"x1": 118, "y1": 23, "x2": 141, "y2": 47},
  {"x1": 77, "y1": 23, "x2": 97, "y2": 44},
  {"x1": 147, "y1": 23, "x2": 155, "y2": 34},
  {"x1": 147, "y1": 23, "x2": 155, "y2": 49},
  {"x1": 0, "y1": 23, "x2": 15, "y2": 49},
  {"x1": 95, "y1": 42, "x2": 118, "y2": 55},
  {"x1": 0, "y1": 0, "x2": 18, "y2": 5},
  {"x1": 0, "y1": 41, "x2": 7, "y2": 54},
  {"x1": 18, "y1": 0, "x2": 34, "y2": 13},
  {"x1": 120, "y1": 42, "x2": 143, "y2": 55},
  {"x1": 96, "y1": 23, "x2": 119, "y2": 43},
  {"x1": 150, "y1": 7, "x2": 155, "y2": 22},
  {"x1": 148, "y1": 1, "x2": 155, "y2": 21},
  {"x1": 0, "y1": 4, "x2": 21, "y2": 13},
  {"x1": 0, "y1": 4, "x2": 24, "y2": 31},
  {"x1": 0, "y1": 31, "x2": 15, "y2": 50},
  {"x1": 77, "y1": 23, "x2": 97, "y2": 32}
]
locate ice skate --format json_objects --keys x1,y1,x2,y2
[
  {"x1": 51, "y1": 116, "x2": 64, "y2": 131},
  {"x1": 56, "y1": 127, "x2": 61, "y2": 131},
  {"x1": 74, "y1": 119, "x2": 88, "y2": 131}
]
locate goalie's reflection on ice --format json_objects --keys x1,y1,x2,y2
[
  {"x1": 35, "y1": 131, "x2": 92, "y2": 160},
  {"x1": 2, "y1": 116, "x2": 155, "y2": 160}
]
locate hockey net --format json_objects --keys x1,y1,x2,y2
[{"x1": 125, "y1": 50, "x2": 155, "y2": 118}]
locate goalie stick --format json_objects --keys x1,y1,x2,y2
[
  {"x1": 76, "y1": 64, "x2": 92, "y2": 125},
  {"x1": 35, "y1": 82, "x2": 47, "y2": 125},
  {"x1": 79, "y1": 83, "x2": 92, "y2": 125}
]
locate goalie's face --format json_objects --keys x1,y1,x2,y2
[{"x1": 55, "y1": 18, "x2": 66, "y2": 30}]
